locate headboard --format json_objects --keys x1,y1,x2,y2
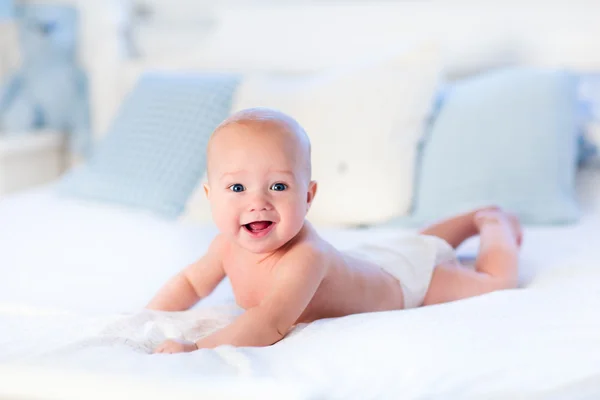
[{"x1": 73, "y1": 1, "x2": 600, "y2": 139}]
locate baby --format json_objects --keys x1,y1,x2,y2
[{"x1": 147, "y1": 108, "x2": 522, "y2": 353}]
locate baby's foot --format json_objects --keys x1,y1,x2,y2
[{"x1": 474, "y1": 208, "x2": 523, "y2": 247}]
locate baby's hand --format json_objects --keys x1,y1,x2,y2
[{"x1": 153, "y1": 338, "x2": 197, "y2": 354}]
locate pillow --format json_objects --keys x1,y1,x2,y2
[
  {"x1": 408, "y1": 68, "x2": 580, "y2": 225},
  {"x1": 182, "y1": 43, "x2": 442, "y2": 226},
  {"x1": 432, "y1": 79, "x2": 596, "y2": 166},
  {"x1": 59, "y1": 72, "x2": 239, "y2": 217}
]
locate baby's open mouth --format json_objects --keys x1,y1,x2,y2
[{"x1": 244, "y1": 221, "x2": 273, "y2": 233}]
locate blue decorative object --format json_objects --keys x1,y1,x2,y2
[
  {"x1": 577, "y1": 131, "x2": 597, "y2": 166},
  {"x1": 577, "y1": 72, "x2": 600, "y2": 164},
  {"x1": 407, "y1": 68, "x2": 580, "y2": 225},
  {"x1": 0, "y1": 0, "x2": 14, "y2": 21},
  {"x1": 59, "y1": 72, "x2": 240, "y2": 218},
  {"x1": 0, "y1": 4, "x2": 90, "y2": 155}
]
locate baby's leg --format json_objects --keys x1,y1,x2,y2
[
  {"x1": 419, "y1": 206, "x2": 498, "y2": 249},
  {"x1": 422, "y1": 209, "x2": 521, "y2": 306}
]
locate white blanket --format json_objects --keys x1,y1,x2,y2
[
  {"x1": 3, "y1": 275, "x2": 600, "y2": 398},
  {"x1": 3, "y1": 305, "x2": 242, "y2": 361}
]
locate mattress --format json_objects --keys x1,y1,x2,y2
[{"x1": 1, "y1": 184, "x2": 600, "y2": 399}]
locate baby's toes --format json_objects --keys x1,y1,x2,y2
[
  {"x1": 474, "y1": 209, "x2": 503, "y2": 228},
  {"x1": 507, "y1": 213, "x2": 523, "y2": 246},
  {"x1": 479, "y1": 205, "x2": 502, "y2": 213},
  {"x1": 474, "y1": 210, "x2": 522, "y2": 246}
]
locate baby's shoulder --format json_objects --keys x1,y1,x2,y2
[{"x1": 280, "y1": 226, "x2": 334, "y2": 265}]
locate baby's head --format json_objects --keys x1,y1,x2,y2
[{"x1": 204, "y1": 108, "x2": 317, "y2": 254}]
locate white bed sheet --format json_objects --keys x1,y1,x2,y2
[{"x1": 1, "y1": 185, "x2": 600, "y2": 398}]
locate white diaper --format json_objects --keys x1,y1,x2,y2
[{"x1": 345, "y1": 234, "x2": 456, "y2": 309}]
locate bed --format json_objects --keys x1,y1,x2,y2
[
  {"x1": 2, "y1": 1, "x2": 600, "y2": 398},
  {"x1": 1, "y1": 169, "x2": 599, "y2": 399}
]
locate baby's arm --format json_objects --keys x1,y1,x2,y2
[
  {"x1": 194, "y1": 245, "x2": 326, "y2": 349},
  {"x1": 146, "y1": 235, "x2": 227, "y2": 311}
]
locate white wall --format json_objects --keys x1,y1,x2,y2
[
  {"x1": 127, "y1": 2, "x2": 600, "y2": 74},
  {"x1": 0, "y1": 21, "x2": 20, "y2": 84},
  {"x1": 70, "y1": 1, "x2": 600, "y2": 136}
]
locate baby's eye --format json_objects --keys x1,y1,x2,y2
[
  {"x1": 270, "y1": 183, "x2": 288, "y2": 192},
  {"x1": 229, "y1": 184, "x2": 245, "y2": 193}
]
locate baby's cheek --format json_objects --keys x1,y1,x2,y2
[
  {"x1": 212, "y1": 204, "x2": 238, "y2": 233},
  {"x1": 295, "y1": 196, "x2": 309, "y2": 216},
  {"x1": 286, "y1": 199, "x2": 308, "y2": 227}
]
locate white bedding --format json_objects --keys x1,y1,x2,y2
[{"x1": 1, "y1": 186, "x2": 600, "y2": 398}]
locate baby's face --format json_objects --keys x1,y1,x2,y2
[{"x1": 205, "y1": 122, "x2": 316, "y2": 254}]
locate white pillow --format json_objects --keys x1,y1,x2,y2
[{"x1": 183, "y1": 43, "x2": 441, "y2": 227}]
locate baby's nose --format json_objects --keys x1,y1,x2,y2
[
  {"x1": 249, "y1": 203, "x2": 272, "y2": 212},
  {"x1": 248, "y1": 195, "x2": 273, "y2": 212}
]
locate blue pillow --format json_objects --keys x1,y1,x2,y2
[
  {"x1": 59, "y1": 72, "x2": 239, "y2": 217},
  {"x1": 409, "y1": 68, "x2": 580, "y2": 225}
]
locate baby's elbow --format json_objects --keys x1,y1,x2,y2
[
  {"x1": 267, "y1": 327, "x2": 287, "y2": 346},
  {"x1": 260, "y1": 313, "x2": 291, "y2": 345},
  {"x1": 268, "y1": 321, "x2": 289, "y2": 344}
]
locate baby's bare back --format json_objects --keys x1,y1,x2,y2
[{"x1": 222, "y1": 224, "x2": 404, "y2": 324}]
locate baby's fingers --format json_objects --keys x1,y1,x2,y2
[{"x1": 153, "y1": 344, "x2": 167, "y2": 354}]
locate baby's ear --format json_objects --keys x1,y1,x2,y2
[
  {"x1": 306, "y1": 181, "x2": 317, "y2": 210},
  {"x1": 203, "y1": 183, "x2": 211, "y2": 200}
]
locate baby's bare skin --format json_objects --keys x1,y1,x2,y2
[
  {"x1": 147, "y1": 108, "x2": 521, "y2": 354},
  {"x1": 223, "y1": 222, "x2": 405, "y2": 324}
]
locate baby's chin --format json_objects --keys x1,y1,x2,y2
[{"x1": 237, "y1": 237, "x2": 285, "y2": 255}]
